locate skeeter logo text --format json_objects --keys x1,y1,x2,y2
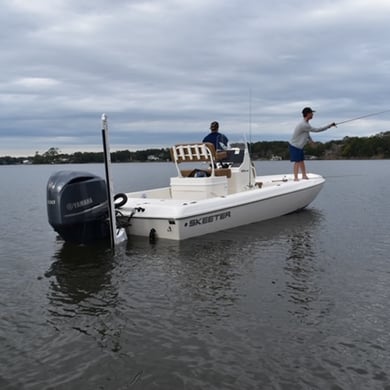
[{"x1": 187, "y1": 211, "x2": 231, "y2": 227}]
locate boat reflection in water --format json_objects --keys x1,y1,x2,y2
[
  {"x1": 41, "y1": 207, "x2": 326, "y2": 389},
  {"x1": 45, "y1": 243, "x2": 116, "y2": 314}
]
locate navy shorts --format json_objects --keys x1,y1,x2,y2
[{"x1": 289, "y1": 144, "x2": 304, "y2": 162}]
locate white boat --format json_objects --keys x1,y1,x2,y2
[
  {"x1": 115, "y1": 142, "x2": 324, "y2": 240},
  {"x1": 47, "y1": 142, "x2": 324, "y2": 244}
]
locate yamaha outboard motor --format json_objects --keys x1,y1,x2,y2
[{"x1": 47, "y1": 171, "x2": 110, "y2": 244}]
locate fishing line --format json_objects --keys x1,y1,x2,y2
[{"x1": 336, "y1": 109, "x2": 390, "y2": 125}]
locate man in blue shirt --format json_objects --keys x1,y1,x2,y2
[{"x1": 202, "y1": 121, "x2": 229, "y2": 151}]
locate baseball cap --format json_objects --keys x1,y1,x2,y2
[
  {"x1": 302, "y1": 107, "x2": 316, "y2": 116},
  {"x1": 210, "y1": 121, "x2": 219, "y2": 130}
]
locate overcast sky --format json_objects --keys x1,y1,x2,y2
[{"x1": 1, "y1": 0, "x2": 390, "y2": 156}]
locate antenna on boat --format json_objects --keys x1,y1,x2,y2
[
  {"x1": 101, "y1": 114, "x2": 127, "y2": 248},
  {"x1": 248, "y1": 88, "x2": 252, "y2": 155}
]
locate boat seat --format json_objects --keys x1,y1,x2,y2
[
  {"x1": 180, "y1": 168, "x2": 231, "y2": 178},
  {"x1": 171, "y1": 142, "x2": 231, "y2": 178},
  {"x1": 215, "y1": 151, "x2": 228, "y2": 161}
]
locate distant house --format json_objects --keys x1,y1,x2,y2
[{"x1": 147, "y1": 155, "x2": 159, "y2": 161}]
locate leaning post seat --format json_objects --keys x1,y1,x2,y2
[{"x1": 170, "y1": 143, "x2": 231, "y2": 178}]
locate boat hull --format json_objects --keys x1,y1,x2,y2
[{"x1": 121, "y1": 174, "x2": 324, "y2": 240}]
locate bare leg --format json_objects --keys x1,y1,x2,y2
[
  {"x1": 293, "y1": 162, "x2": 299, "y2": 181},
  {"x1": 301, "y1": 161, "x2": 309, "y2": 179}
]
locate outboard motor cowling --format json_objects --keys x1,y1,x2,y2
[{"x1": 47, "y1": 171, "x2": 109, "y2": 244}]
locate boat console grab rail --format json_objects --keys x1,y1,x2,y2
[{"x1": 171, "y1": 143, "x2": 217, "y2": 177}]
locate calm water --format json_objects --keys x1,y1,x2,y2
[{"x1": 0, "y1": 160, "x2": 389, "y2": 390}]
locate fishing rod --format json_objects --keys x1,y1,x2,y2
[{"x1": 336, "y1": 109, "x2": 390, "y2": 125}]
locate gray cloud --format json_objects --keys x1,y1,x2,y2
[{"x1": 1, "y1": 0, "x2": 390, "y2": 155}]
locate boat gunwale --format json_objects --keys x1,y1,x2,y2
[{"x1": 122, "y1": 179, "x2": 324, "y2": 221}]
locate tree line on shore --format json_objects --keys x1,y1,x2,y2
[{"x1": 1, "y1": 132, "x2": 390, "y2": 165}]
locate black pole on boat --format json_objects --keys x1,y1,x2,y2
[{"x1": 101, "y1": 113, "x2": 117, "y2": 249}]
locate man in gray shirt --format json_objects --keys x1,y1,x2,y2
[{"x1": 289, "y1": 107, "x2": 336, "y2": 181}]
